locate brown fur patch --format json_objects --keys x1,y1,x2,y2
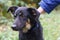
[{"x1": 22, "y1": 19, "x2": 31, "y2": 33}]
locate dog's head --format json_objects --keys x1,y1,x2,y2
[{"x1": 7, "y1": 6, "x2": 40, "y2": 33}]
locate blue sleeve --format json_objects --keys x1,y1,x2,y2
[{"x1": 39, "y1": 0, "x2": 60, "y2": 14}]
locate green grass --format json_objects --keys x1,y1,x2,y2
[
  {"x1": 0, "y1": 25, "x2": 19, "y2": 40},
  {"x1": 40, "y1": 10, "x2": 60, "y2": 40},
  {"x1": 0, "y1": 10, "x2": 60, "y2": 40}
]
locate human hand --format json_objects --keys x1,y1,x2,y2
[{"x1": 37, "y1": 7, "x2": 45, "y2": 14}]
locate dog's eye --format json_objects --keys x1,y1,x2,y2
[
  {"x1": 19, "y1": 13, "x2": 23, "y2": 17},
  {"x1": 19, "y1": 13, "x2": 22, "y2": 15},
  {"x1": 19, "y1": 11, "x2": 24, "y2": 17}
]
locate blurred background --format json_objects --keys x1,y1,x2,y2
[{"x1": 0, "y1": 0, "x2": 60, "y2": 40}]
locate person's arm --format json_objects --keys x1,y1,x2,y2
[{"x1": 38, "y1": 0, "x2": 60, "y2": 14}]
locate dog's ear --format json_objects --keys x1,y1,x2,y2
[
  {"x1": 7, "y1": 6, "x2": 18, "y2": 14},
  {"x1": 27, "y1": 8, "x2": 40, "y2": 19}
]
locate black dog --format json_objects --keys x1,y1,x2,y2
[{"x1": 7, "y1": 6, "x2": 44, "y2": 40}]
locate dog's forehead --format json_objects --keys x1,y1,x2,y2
[
  {"x1": 17, "y1": 7, "x2": 27, "y2": 10},
  {"x1": 15, "y1": 7, "x2": 29, "y2": 16}
]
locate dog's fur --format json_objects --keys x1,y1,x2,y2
[{"x1": 7, "y1": 6, "x2": 43, "y2": 40}]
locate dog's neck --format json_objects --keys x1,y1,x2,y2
[{"x1": 30, "y1": 18, "x2": 40, "y2": 30}]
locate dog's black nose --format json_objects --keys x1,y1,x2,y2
[{"x1": 11, "y1": 25, "x2": 18, "y2": 31}]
